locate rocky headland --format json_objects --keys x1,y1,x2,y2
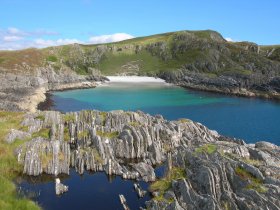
[
  {"x1": 0, "y1": 68, "x2": 107, "y2": 112},
  {"x1": 6, "y1": 110, "x2": 280, "y2": 210}
]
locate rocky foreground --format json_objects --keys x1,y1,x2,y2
[{"x1": 7, "y1": 110, "x2": 280, "y2": 210}]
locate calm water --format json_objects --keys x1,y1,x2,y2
[
  {"x1": 25, "y1": 82, "x2": 280, "y2": 210},
  {"x1": 19, "y1": 169, "x2": 154, "y2": 210},
  {"x1": 49, "y1": 82, "x2": 280, "y2": 145},
  {"x1": 19, "y1": 164, "x2": 165, "y2": 210}
]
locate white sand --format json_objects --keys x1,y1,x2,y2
[{"x1": 106, "y1": 76, "x2": 166, "y2": 83}]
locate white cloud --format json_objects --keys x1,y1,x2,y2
[
  {"x1": 225, "y1": 37, "x2": 234, "y2": 42},
  {"x1": 0, "y1": 28, "x2": 134, "y2": 50},
  {"x1": 89, "y1": 33, "x2": 134, "y2": 44},
  {"x1": 7, "y1": 27, "x2": 24, "y2": 35},
  {"x1": 3, "y1": 35, "x2": 23, "y2": 42},
  {"x1": 34, "y1": 38, "x2": 82, "y2": 48}
]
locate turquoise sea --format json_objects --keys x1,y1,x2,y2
[{"x1": 49, "y1": 82, "x2": 280, "y2": 145}]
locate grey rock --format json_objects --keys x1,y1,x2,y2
[
  {"x1": 12, "y1": 110, "x2": 280, "y2": 209},
  {"x1": 133, "y1": 162, "x2": 156, "y2": 182},
  {"x1": 6, "y1": 129, "x2": 31, "y2": 143},
  {"x1": 55, "y1": 178, "x2": 68, "y2": 195}
]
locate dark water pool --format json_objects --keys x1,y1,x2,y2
[{"x1": 19, "y1": 166, "x2": 166, "y2": 210}]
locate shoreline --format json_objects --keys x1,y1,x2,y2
[
  {"x1": 28, "y1": 75, "x2": 280, "y2": 113},
  {"x1": 21, "y1": 81, "x2": 100, "y2": 113},
  {"x1": 106, "y1": 76, "x2": 166, "y2": 83}
]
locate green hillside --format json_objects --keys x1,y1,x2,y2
[{"x1": 0, "y1": 30, "x2": 280, "y2": 80}]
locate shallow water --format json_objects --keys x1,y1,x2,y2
[{"x1": 48, "y1": 82, "x2": 280, "y2": 145}]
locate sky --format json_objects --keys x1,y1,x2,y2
[{"x1": 0, "y1": 0, "x2": 279, "y2": 50}]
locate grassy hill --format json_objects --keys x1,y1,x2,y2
[{"x1": 0, "y1": 29, "x2": 280, "y2": 83}]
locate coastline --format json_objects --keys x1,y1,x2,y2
[
  {"x1": 106, "y1": 76, "x2": 166, "y2": 83},
  {"x1": 36, "y1": 76, "x2": 280, "y2": 113},
  {"x1": 20, "y1": 81, "x2": 100, "y2": 113},
  {"x1": 176, "y1": 81, "x2": 280, "y2": 102},
  {"x1": 36, "y1": 76, "x2": 169, "y2": 111}
]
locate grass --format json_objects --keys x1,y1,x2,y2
[
  {"x1": 46, "y1": 55, "x2": 58, "y2": 62},
  {"x1": 195, "y1": 144, "x2": 217, "y2": 154},
  {"x1": 96, "y1": 130, "x2": 119, "y2": 139},
  {"x1": 32, "y1": 128, "x2": 50, "y2": 139},
  {"x1": 150, "y1": 167, "x2": 186, "y2": 195},
  {"x1": 40, "y1": 152, "x2": 53, "y2": 169},
  {"x1": 0, "y1": 48, "x2": 44, "y2": 73},
  {"x1": 77, "y1": 130, "x2": 89, "y2": 139},
  {"x1": 0, "y1": 29, "x2": 274, "y2": 79},
  {"x1": 92, "y1": 148, "x2": 103, "y2": 164},
  {"x1": 223, "y1": 153, "x2": 263, "y2": 167},
  {"x1": 235, "y1": 166, "x2": 268, "y2": 193},
  {"x1": 0, "y1": 57, "x2": 5, "y2": 64},
  {"x1": 128, "y1": 121, "x2": 141, "y2": 127},
  {"x1": 178, "y1": 118, "x2": 190, "y2": 123},
  {"x1": 35, "y1": 115, "x2": 45, "y2": 121},
  {"x1": 64, "y1": 127, "x2": 71, "y2": 142},
  {"x1": 99, "y1": 112, "x2": 107, "y2": 126},
  {"x1": 242, "y1": 158, "x2": 262, "y2": 167},
  {"x1": 63, "y1": 113, "x2": 76, "y2": 123},
  {"x1": 0, "y1": 111, "x2": 40, "y2": 210}
]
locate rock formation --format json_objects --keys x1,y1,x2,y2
[
  {"x1": 55, "y1": 178, "x2": 68, "y2": 195},
  {"x1": 14, "y1": 110, "x2": 280, "y2": 210},
  {"x1": 0, "y1": 68, "x2": 107, "y2": 112}
]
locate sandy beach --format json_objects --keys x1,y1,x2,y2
[{"x1": 106, "y1": 76, "x2": 166, "y2": 83}]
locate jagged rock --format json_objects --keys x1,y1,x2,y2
[
  {"x1": 133, "y1": 162, "x2": 156, "y2": 182},
  {"x1": 55, "y1": 178, "x2": 68, "y2": 195},
  {"x1": 134, "y1": 183, "x2": 146, "y2": 197},
  {"x1": 119, "y1": 194, "x2": 130, "y2": 210},
  {"x1": 6, "y1": 129, "x2": 31, "y2": 143},
  {"x1": 255, "y1": 141, "x2": 279, "y2": 151},
  {"x1": 14, "y1": 110, "x2": 280, "y2": 209}
]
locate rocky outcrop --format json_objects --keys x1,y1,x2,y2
[
  {"x1": 14, "y1": 110, "x2": 280, "y2": 209},
  {"x1": 146, "y1": 140, "x2": 280, "y2": 210},
  {"x1": 55, "y1": 178, "x2": 68, "y2": 195},
  {"x1": 6, "y1": 129, "x2": 31, "y2": 143},
  {"x1": 0, "y1": 68, "x2": 107, "y2": 112},
  {"x1": 159, "y1": 69, "x2": 280, "y2": 100}
]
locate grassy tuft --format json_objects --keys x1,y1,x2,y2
[
  {"x1": 150, "y1": 167, "x2": 186, "y2": 195},
  {"x1": 0, "y1": 111, "x2": 40, "y2": 209},
  {"x1": 46, "y1": 55, "x2": 58, "y2": 62},
  {"x1": 92, "y1": 148, "x2": 103, "y2": 164},
  {"x1": 77, "y1": 130, "x2": 89, "y2": 139},
  {"x1": 64, "y1": 127, "x2": 70, "y2": 141},
  {"x1": 178, "y1": 118, "x2": 190, "y2": 123},
  {"x1": 195, "y1": 144, "x2": 217, "y2": 154},
  {"x1": 235, "y1": 166, "x2": 268, "y2": 193},
  {"x1": 128, "y1": 121, "x2": 141, "y2": 127},
  {"x1": 96, "y1": 130, "x2": 119, "y2": 139},
  {"x1": 35, "y1": 115, "x2": 45, "y2": 121},
  {"x1": 63, "y1": 114, "x2": 76, "y2": 123},
  {"x1": 32, "y1": 128, "x2": 50, "y2": 139},
  {"x1": 99, "y1": 112, "x2": 107, "y2": 126}
]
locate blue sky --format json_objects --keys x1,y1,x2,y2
[{"x1": 0, "y1": 0, "x2": 279, "y2": 50}]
